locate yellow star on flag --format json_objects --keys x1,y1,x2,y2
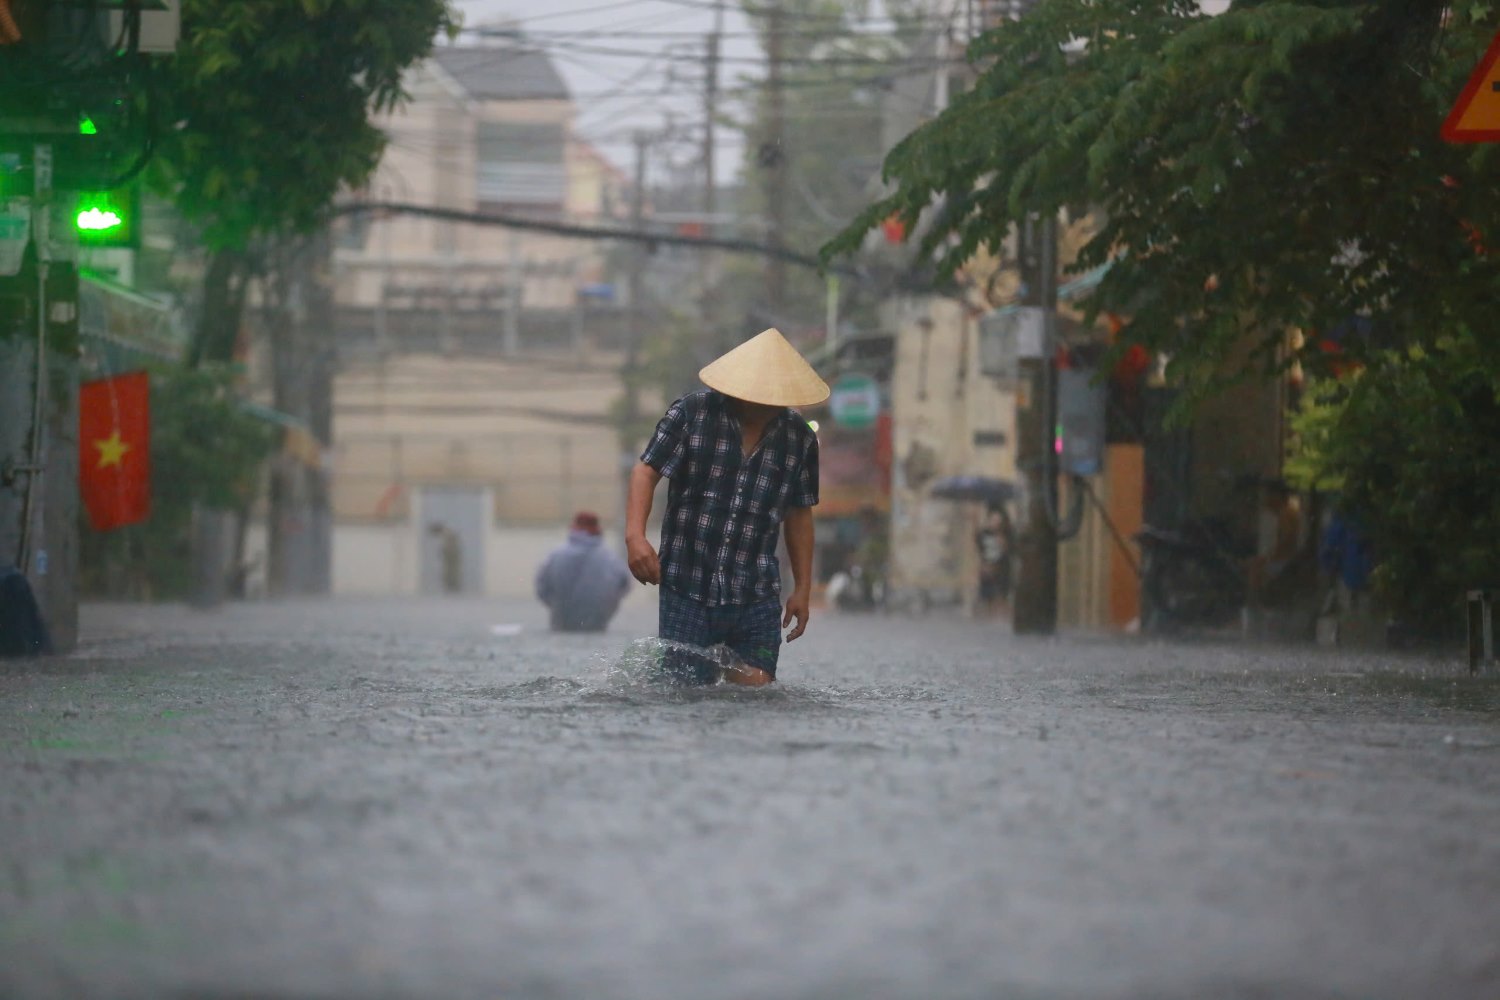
[{"x1": 94, "y1": 429, "x2": 131, "y2": 469}]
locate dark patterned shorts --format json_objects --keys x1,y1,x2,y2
[{"x1": 658, "y1": 586, "x2": 783, "y2": 682}]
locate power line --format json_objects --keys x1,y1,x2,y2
[
  {"x1": 566, "y1": 46, "x2": 684, "y2": 120},
  {"x1": 517, "y1": 28, "x2": 923, "y2": 38},
  {"x1": 459, "y1": 21, "x2": 960, "y2": 40},
  {"x1": 478, "y1": 0, "x2": 669, "y2": 26},
  {"x1": 336, "y1": 200, "x2": 845, "y2": 274},
  {"x1": 454, "y1": 35, "x2": 946, "y2": 67},
  {"x1": 454, "y1": 1, "x2": 962, "y2": 31},
  {"x1": 378, "y1": 89, "x2": 922, "y2": 174},
  {"x1": 543, "y1": 43, "x2": 671, "y2": 88},
  {"x1": 379, "y1": 69, "x2": 938, "y2": 167},
  {"x1": 666, "y1": 0, "x2": 962, "y2": 23},
  {"x1": 383, "y1": 64, "x2": 937, "y2": 111},
  {"x1": 424, "y1": 46, "x2": 944, "y2": 93},
  {"x1": 332, "y1": 201, "x2": 960, "y2": 321}
]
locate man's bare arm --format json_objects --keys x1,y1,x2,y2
[
  {"x1": 625, "y1": 461, "x2": 663, "y2": 585},
  {"x1": 782, "y1": 505, "x2": 814, "y2": 641}
]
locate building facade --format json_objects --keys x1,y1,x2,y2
[{"x1": 325, "y1": 39, "x2": 641, "y2": 599}]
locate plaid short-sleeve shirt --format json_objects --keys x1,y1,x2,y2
[{"x1": 640, "y1": 389, "x2": 819, "y2": 607}]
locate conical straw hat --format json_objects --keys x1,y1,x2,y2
[{"x1": 699, "y1": 328, "x2": 831, "y2": 407}]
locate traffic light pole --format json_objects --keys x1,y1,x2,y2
[
  {"x1": 15, "y1": 143, "x2": 51, "y2": 575},
  {"x1": 1012, "y1": 212, "x2": 1059, "y2": 636},
  {"x1": 2, "y1": 141, "x2": 79, "y2": 653}
]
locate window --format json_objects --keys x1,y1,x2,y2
[{"x1": 477, "y1": 121, "x2": 566, "y2": 211}]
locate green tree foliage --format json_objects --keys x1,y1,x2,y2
[
  {"x1": 153, "y1": 0, "x2": 458, "y2": 248},
  {"x1": 825, "y1": 0, "x2": 1500, "y2": 383},
  {"x1": 79, "y1": 365, "x2": 277, "y2": 599},
  {"x1": 149, "y1": 0, "x2": 458, "y2": 363},
  {"x1": 1288, "y1": 345, "x2": 1500, "y2": 630}
]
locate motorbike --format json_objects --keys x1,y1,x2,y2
[
  {"x1": 828, "y1": 563, "x2": 886, "y2": 612},
  {"x1": 1135, "y1": 522, "x2": 1248, "y2": 634}
]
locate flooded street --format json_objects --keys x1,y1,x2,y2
[{"x1": 4, "y1": 597, "x2": 1500, "y2": 999}]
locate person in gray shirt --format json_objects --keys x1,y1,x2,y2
[{"x1": 535, "y1": 511, "x2": 632, "y2": 632}]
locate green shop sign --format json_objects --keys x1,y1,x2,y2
[{"x1": 829, "y1": 374, "x2": 880, "y2": 429}]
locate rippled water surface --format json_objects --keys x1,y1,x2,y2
[{"x1": 3, "y1": 596, "x2": 1500, "y2": 999}]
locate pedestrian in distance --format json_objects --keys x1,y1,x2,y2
[
  {"x1": 535, "y1": 511, "x2": 633, "y2": 633},
  {"x1": 1248, "y1": 478, "x2": 1306, "y2": 605},
  {"x1": 975, "y1": 504, "x2": 1014, "y2": 615},
  {"x1": 625, "y1": 327, "x2": 827, "y2": 686},
  {"x1": 427, "y1": 522, "x2": 463, "y2": 594},
  {"x1": 1318, "y1": 504, "x2": 1373, "y2": 615}
]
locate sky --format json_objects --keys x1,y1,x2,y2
[
  {"x1": 452, "y1": 0, "x2": 767, "y2": 181},
  {"x1": 448, "y1": 0, "x2": 1235, "y2": 181}
]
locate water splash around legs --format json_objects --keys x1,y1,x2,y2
[{"x1": 606, "y1": 636, "x2": 738, "y2": 687}]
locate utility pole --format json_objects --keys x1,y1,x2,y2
[
  {"x1": 625, "y1": 130, "x2": 649, "y2": 398},
  {"x1": 762, "y1": 0, "x2": 787, "y2": 314},
  {"x1": 1011, "y1": 212, "x2": 1060, "y2": 635},
  {"x1": 699, "y1": 0, "x2": 724, "y2": 321},
  {"x1": 2, "y1": 142, "x2": 80, "y2": 652},
  {"x1": 17, "y1": 144, "x2": 52, "y2": 579},
  {"x1": 619, "y1": 130, "x2": 651, "y2": 435},
  {"x1": 703, "y1": 0, "x2": 723, "y2": 235},
  {"x1": 997, "y1": 0, "x2": 1058, "y2": 636},
  {"x1": 617, "y1": 130, "x2": 652, "y2": 544},
  {"x1": 569, "y1": 260, "x2": 584, "y2": 359},
  {"x1": 503, "y1": 228, "x2": 520, "y2": 355},
  {"x1": 376, "y1": 185, "x2": 392, "y2": 356}
]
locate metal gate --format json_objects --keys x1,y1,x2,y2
[{"x1": 418, "y1": 485, "x2": 486, "y2": 595}]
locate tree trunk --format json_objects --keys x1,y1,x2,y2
[
  {"x1": 263, "y1": 231, "x2": 334, "y2": 597},
  {"x1": 264, "y1": 239, "x2": 298, "y2": 597},
  {"x1": 189, "y1": 248, "x2": 249, "y2": 368},
  {"x1": 187, "y1": 248, "x2": 253, "y2": 605},
  {"x1": 304, "y1": 229, "x2": 335, "y2": 596}
]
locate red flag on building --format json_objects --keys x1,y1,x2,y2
[{"x1": 78, "y1": 371, "x2": 150, "y2": 531}]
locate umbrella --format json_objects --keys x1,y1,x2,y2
[{"x1": 927, "y1": 475, "x2": 1017, "y2": 504}]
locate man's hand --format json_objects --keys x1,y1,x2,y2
[
  {"x1": 625, "y1": 462, "x2": 663, "y2": 585},
  {"x1": 783, "y1": 588, "x2": 811, "y2": 641},
  {"x1": 626, "y1": 535, "x2": 661, "y2": 585},
  {"x1": 781, "y1": 505, "x2": 814, "y2": 642}
]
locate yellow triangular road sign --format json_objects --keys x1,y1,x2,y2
[{"x1": 1443, "y1": 31, "x2": 1500, "y2": 143}]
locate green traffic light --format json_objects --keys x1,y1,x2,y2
[
  {"x1": 77, "y1": 206, "x2": 123, "y2": 231},
  {"x1": 79, "y1": 115, "x2": 98, "y2": 136},
  {"x1": 74, "y1": 191, "x2": 136, "y2": 246}
]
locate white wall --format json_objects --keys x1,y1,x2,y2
[
  {"x1": 884, "y1": 295, "x2": 1018, "y2": 608},
  {"x1": 329, "y1": 520, "x2": 647, "y2": 603},
  {"x1": 333, "y1": 522, "x2": 418, "y2": 596},
  {"x1": 484, "y1": 525, "x2": 554, "y2": 599}
]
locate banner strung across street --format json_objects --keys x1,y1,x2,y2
[{"x1": 79, "y1": 371, "x2": 151, "y2": 531}]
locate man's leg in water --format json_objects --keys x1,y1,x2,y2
[
  {"x1": 658, "y1": 586, "x2": 722, "y2": 684},
  {"x1": 718, "y1": 597, "x2": 781, "y2": 686},
  {"x1": 720, "y1": 660, "x2": 774, "y2": 686}
]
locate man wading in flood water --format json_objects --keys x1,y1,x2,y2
[{"x1": 625, "y1": 328, "x2": 828, "y2": 685}]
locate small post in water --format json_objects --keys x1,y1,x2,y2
[{"x1": 1468, "y1": 589, "x2": 1497, "y2": 676}]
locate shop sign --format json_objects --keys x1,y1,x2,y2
[{"x1": 829, "y1": 374, "x2": 880, "y2": 429}]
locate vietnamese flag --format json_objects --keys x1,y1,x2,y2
[{"x1": 79, "y1": 371, "x2": 150, "y2": 531}]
